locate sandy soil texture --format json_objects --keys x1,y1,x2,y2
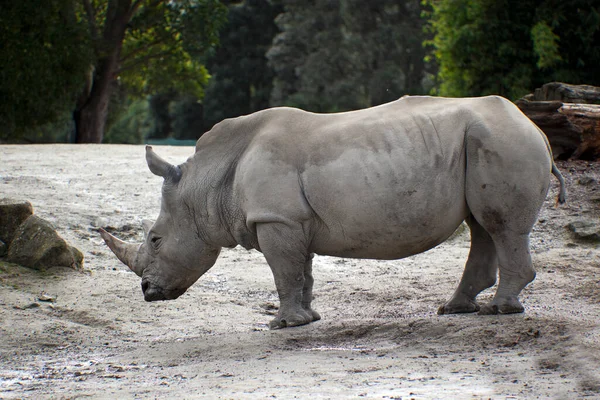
[{"x1": 0, "y1": 144, "x2": 599, "y2": 399}]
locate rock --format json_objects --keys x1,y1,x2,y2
[
  {"x1": 566, "y1": 221, "x2": 600, "y2": 242},
  {"x1": 7, "y1": 215, "x2": 84, "y2": 270},
  {"x1": 0, "y1": 199, "x2": 34, "y2": 244}
]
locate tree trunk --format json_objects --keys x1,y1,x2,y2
[
  {"x1": 75, "y1": 44, "x2": 124, "y2": 143},
  {"x1": 74, "y1": 0, "x2": 132, "y2": 143},
  {"x1": 74, "y1": 76, "x2": 112, "y2": 143}
]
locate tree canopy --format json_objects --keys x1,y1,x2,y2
[
  {"x1": 2, "y1": 0, "x2": 599, "y2": 143},
  {"x1": 0, "y1": 1, "x2": 92, "y2": 139},
  {"x1": 425, "y1": 0, "x2": 600, "y2": 99},
  {"x1": 0, "y1": 0, "x2": 227, "y2": 143},
  {"x1": 201, "y1": 0, "x2": 283, "y2": 130},
  {"x1": 267, "y1": 0, "x2": 431, "y2": 112}
]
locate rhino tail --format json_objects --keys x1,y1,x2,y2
[
  {"x1": 552, "y1": 162, "x2": 566, "y2": 205},
  {"x1": 533, "y1": 124, "x2": 566, "y2": 205}
]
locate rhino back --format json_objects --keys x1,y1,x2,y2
[{"x1": 230, "y1": 97, "x2": 474, "y2": 259}]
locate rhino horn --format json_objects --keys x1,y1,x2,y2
[
  {"x1": 99, "y1": 228, "x2": 143, "y2": 276},
  {"x1": 145, "y1": 145, "x2": 182, "y2": 183}
]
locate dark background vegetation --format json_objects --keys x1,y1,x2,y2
[{"x1": 1, "y1": 0, "x2": 599, "y2": 144}]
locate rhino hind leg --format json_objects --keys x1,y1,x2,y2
[
  {"x1": 256, "y1": 222, "x2": 321, "y2": 329},
  {"x1": 477, "y1": 233, "x2": 535, "y2": 315},
  {"x1": 438, "y1": 215, "x2": 498, "y2": 315},
  {"x1": 301, "y1": 253, "x2": 321, "y2": 322}
]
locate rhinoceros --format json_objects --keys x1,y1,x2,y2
[{"x1": 100, "y1": 95, "x2": 566, "y2": 329}]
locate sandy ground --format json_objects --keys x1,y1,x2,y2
[{"x1": 0, "y1": 144, "x2": 599, "y2": 399}]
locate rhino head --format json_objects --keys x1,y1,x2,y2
[{"x1": 100, "y1": 146, "x2": 221, "y2": 302}]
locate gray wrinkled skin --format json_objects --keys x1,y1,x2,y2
[{"x1": 101, "y1": 95, "x2": 566, "y2": 329}]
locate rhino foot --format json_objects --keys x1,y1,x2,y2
[
  {"x1": 478, "y1": 298, "x2": 524, "y2": 315},
  {"x1": 269, "y1": 308, "x2": 320, "y2": 330},
  {"x1": 438, "y1": 292, "x2": 480, "y2": 315}
]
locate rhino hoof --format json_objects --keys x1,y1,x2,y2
[
  {"x1": 437, "y1": 300, "x2": 480, "y2": 315},
  {"x1": 268, "y1": 309, "x2": 319, "y2": 329},
  {"x1": 311, "y1": 310, "x2": 322, "y2": 321},
  {"x1": 478, "y1": 304, "x2": 500, "y2": 315},
  {"x1": 479, "y1": 299, "x2": 525, "y2": 315},
  {"x1": 269, "y1": 318, "x2": 287, "y2": 330}
]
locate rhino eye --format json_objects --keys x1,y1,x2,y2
[{"x1": 150, "y1": 236, "x2": 162, "y2": 249}]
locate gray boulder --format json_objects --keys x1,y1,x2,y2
[{"x1": 3, "y1": 212, "x2": 84, "y2": 271}]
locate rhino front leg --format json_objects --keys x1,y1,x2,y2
[{"x1": 257, "y1": 222, "x2": 321, "y2": 329}]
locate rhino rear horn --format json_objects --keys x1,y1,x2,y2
[
  {"x1": 145, "y1": 145, "x2": 182, "y2": 183},
  {"x1": 142, "y1": 219, "x2": 154, "y2": 237}
]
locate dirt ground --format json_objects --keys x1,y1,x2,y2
[{"x1": 0, "y1": 144, "x2": 599, "y2": 399}]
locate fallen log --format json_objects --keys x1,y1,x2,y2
[
  {"x1": 523, "y1": 82, "x2": 600, "y2": 104},
  {"x1": 560, "y1": 103, "x2": 600, "y2": 159},
  {"x1": 517, "y1": 83, "x2": 600, "y2": 160}
]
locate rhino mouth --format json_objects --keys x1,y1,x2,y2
[{"x1": 141, "y1": 281, "x2": 187, "y2": 302}]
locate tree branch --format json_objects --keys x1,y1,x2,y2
[
  {"x1": 117, "y1": 49, "x2": 177, "y2": 74},
  {"x1": 119, "y1": 37, "x2": 169, "y2": 64},
  {"x1": 81, "y1": 0, "x2": 99, "y2": 44},
  {"x1": 129, "y1": 0, "x2": 165, "y2": 19}
]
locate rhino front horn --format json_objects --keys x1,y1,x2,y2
[{"x1": 99, "y1": 228, "x2": 143, "y2": 277}]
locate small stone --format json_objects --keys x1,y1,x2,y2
[
  {"x1": 14, "y1": 302, "x2": 40, "y2": 310},
  {"x1": 37, "y1": 293, "x2": 56, "y2": 302}
]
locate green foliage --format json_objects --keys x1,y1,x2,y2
[
  {"x1": 202, "y1": 0, "x2": 283, "y2": 130},
  {"x1": 0, "y1": 0, "x2": 92, "y2": 139},
  {"x1": 531, "y1": 21, "x2": 561, "y2": 69},
  {"x1": 1, "y1": 0, "x2": 227, "y2": 142},
  {"x1": 534, "y1": 0, "x2": 600, "y2": 85},
  {"x1": 267, "y1": 0, "x2": 431, "y2": 113},
  {"x1": 103, "y1": 100, "x2": 151, "y2": 144},
  {"x1": 425, "y1": 0, "x2": 600, "y2": 99},
  {"x1": 147, "y1": 92, "x2": 176, "y2": 139},
  {"x1": 20, "y1": 112, "x2": 74, "y2": 144},
  {"x1": 169, "y1": 95, "x2": 204, "y2": 140},
  {"x1": 425, "y1": 0, "x2": 534, "y2": 98},
  {"x1": 118, "y1": 0, "x2": 228, "y2": 99},
  {"x1": 146, "y1": 92, "x2": 204, "y2": 141}
]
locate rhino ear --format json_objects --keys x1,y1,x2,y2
[
  {"x1": 142, "y1": 219, "x2": 154, "y2": 237},
  {"x1": 145, "y1": 145, "x2": 182, "y2": 183}
]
